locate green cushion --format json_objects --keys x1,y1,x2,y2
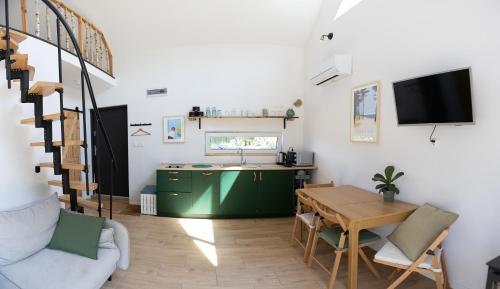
[
  {"x1": 388, "y1": 203, "x2": 458, "y2": 261},
  {"x1": 48, "y1": 209, "x2": 105, "y2": 260},
  {"x1": 319, "y1": 227, "x2": 380, "y2": 249}
]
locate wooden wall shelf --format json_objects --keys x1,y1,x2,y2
[{"x1": 188, "y1": 116, "x2": 299, "y2": 129}]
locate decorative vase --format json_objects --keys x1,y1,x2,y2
[
  {"x1": 383, "y1": 191, "x2": 395, "y2": 202},
  {"x1": 286, "y1": 108, "x2": 295, "y2": 118}
]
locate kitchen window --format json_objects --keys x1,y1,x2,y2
[{"x1": 205, "y1": 132, "x2": 283, "y2": 155}]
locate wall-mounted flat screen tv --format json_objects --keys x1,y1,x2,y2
[{"x1": 393, "y1": 68, "x2": 473, "y2": 125}]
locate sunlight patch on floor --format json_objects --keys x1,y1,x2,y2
[{"x1": 178, "y1": 218, "x2": 218, "y2": 266}]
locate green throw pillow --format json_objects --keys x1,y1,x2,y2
[
  {"x1": 48, "y1": 209, "x2": 105, "y2": 260},
  {"x1": 387, "y1": 203, "x2": 458, "y2": 261}
]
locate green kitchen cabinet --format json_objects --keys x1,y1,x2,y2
[
  {"x1": 157, "y1": 171, "x2": 192, "y2": 192},
  {"x1": 157, "y1": 191, "x2": 192, "y2": 217},
  {"x1": 219, "y1": 171, "x2": 258, "y2": 216},
  {"x1": 257, "y1": 170, "x2": 295, "y2": 215},
  {"x1": 191, "y1": 171, "x2": 220, "y2": 215}
]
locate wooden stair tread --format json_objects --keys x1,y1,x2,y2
[
  {"x1": 21, "y1": 111, "x2": 76, "y2": 125},
  {"x1": 49, "y1": 180, "x2": 98, "y2": 191},
  {"x1": 28, "y1": 81, "x2": 63, "y2": 96},
  {"x1": 40, "y1": 162, "x2": 85, "y2": 171},
  {"x1": 0, "y1": 38, "x2": 19, "y2": 52},
  {"x1": 30, "y1": 140, "x2": 83, "y2": 147},
  {"x1": 10, "y1": 54, "x2": 29, "y2": 70},
  {"x1": 58, "y1": 195, "x2": 103, "y2": 210},
  {"x1": 0, "y1": 29, "x2": 28, "y2": 44}
]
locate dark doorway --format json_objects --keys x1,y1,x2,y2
[{"x1": 90, "y1": 105, "x2": 129, "y2": 198}]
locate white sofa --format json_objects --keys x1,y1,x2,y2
[{"x1": 0, "y1": 194, "x2": 129, "y2": 289}]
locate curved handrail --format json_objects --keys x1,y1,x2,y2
[{"x1": 40, "y1": 0, "x2": 117, "y2": 172}]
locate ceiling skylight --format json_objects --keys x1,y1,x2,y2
[{"x1": 335, "y1": 0, "x2": 365, "y2": 20}]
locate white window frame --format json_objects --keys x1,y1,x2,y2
[{"x1": 205, "y1": 131, "x2": 283, "y2": 156}]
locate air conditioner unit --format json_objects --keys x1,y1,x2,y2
[{"x1": 310, "y1": 54, "x2": 352, "y2": 86}]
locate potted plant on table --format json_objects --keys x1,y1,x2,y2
[{"x1": 372, "y1": 165, "x2": 404, "y2": 202}]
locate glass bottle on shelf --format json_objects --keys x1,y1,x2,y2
[{"x1": 205, "y1": 107, "x2": 211, "y2": 117}]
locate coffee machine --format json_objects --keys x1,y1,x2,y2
[{"x1": 276, "y1": 147, "x2": 296, "y2": 167}]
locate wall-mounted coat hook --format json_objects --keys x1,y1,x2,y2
[
  {"x1": 130, "y1": 123, "x2": 152, "y2": 127},
  {"x1": 320, "y1": 33, "x2": 334, "y2": 40}
]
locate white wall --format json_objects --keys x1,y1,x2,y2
[
  {"x1": 304, "y1": 0, "x2": 500, "y2": 288},
  {"x1": 0, "y1": 37, "x2": 82, "y2": 209},
  {"x1": 95, "y1": 44, "x2": 305, "y2": 205}
]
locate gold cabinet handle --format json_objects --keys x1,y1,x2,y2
[
  {"x1": 170, "y1": 193, "x2": 179, "y2": 196},
  {"x1": 168, "y1": 171, "x2": 179, "y2": 174},
  {"x1": 259, "y1": 171, "x2": 263, "y2": 181},
  {"x1": 253, "y1": 171, "x2": 257, "y2": 182},
  {"x1": 202, "y1": 172, "x2": 213, "y2": 176},
  {"x1": 169, "y1": 178, "x2": 179, "y2": 181}
]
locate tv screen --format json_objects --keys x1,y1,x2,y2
[{"x1": 393, "y1": 68, "x2": 473, "y2": 125}]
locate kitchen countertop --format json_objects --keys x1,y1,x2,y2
[{"x1": 157, "y1": 164, "x2": 317, "y2": 171}]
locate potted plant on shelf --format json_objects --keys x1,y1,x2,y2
[{"x1": 372, "y1": 165, "x2": 404, "y2": 202}]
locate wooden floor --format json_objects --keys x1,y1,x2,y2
[{"x1": 94, "y1": 198, "x2": 434, "y2": 289}]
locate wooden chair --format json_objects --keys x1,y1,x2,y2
[
  {"x1": 308, "y1": 200, "x2": 381, "y2": 289},
  {"x1": 290, "y1": 182, "x2": 335, "y2": 262},
  {"x1": 374, "y1": 229, "x2": 451, "y2": 289}
]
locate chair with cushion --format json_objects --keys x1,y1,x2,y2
[
  {"x1": 308, "y1": 200, "x2": 381, "y2": 289},
  {"x1": 373, "y1": 203, "x2": 458, "y2": 289},
  {"x1": 290, "y1": 182, "x2": 334, "y2": 262}
]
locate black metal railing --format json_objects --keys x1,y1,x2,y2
[{"x1": 2, "y1": 0, "x2": 117, "y2": 219}]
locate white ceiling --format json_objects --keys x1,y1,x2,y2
[{"x1": 64, "y1": 0, "x2": 323, "y2": 52}]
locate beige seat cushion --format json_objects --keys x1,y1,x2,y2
[
  {"x1": 388, "y1": 203, "x2": 458, "y2": 261},
  {"x1": 375, "y1": 241, "x2": 442, "y2": 272}
]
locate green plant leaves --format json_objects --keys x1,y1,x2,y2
[
  {"x1": 391, "y1": 171, "x2": 405, "y2": 182},
  {"x1": 372, "y1": 173, "x2": 387, "y2": 183},
  {"x1": 373, "y1": 165, "x2": 404, "y2": 195},
  {"x1": 385, "y1": 165, "x2": 395, "y2": 181}
]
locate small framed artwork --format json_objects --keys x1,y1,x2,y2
[
  {"x1": 351, "y1": 81, "x2": 381, "y2": 143},
  {"x1": 163, "y1": 116, "x2": 185, "y2": 143}
]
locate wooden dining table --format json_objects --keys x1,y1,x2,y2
[{"x1": 297, "y1": 185, "x2": 418, "y2": 289}]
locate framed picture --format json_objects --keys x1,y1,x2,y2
[
  {"x1": 351, "y1": 81, "x2": 381, "y2": 143},
  {"x1": 163, "y1": 116, "x2": 185, "y2": 143}
]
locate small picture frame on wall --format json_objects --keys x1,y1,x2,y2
[
  {"x1": 351, "y1": 81, "x2": 381, "y2": 143},
  {"x1": 163, "y1": 116, "x2": 185, "y2": 143}
]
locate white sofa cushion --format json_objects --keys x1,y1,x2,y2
[
  {"x1": 0, "y1": 272, "x2": 20, "y2": 289},
  {"x1": 0, "y1": 248, "x2": 120, "y2": 289},
  {"x1": 99, "y1": 228, "x2": 117, "y2": 249},
  {"x1": 0, "y1": 194, "x2": 60, "y2": 265}
]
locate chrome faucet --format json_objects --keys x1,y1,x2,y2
[{"x1": 238, "y1": 148, "x2": 247, "y2": 165}]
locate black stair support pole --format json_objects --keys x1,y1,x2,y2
[
  {"x1": 43, "y1": 121, "x2": 54, "y2": 153},
  {"x1": 93, "y1": 117, "x2": 102, "y2": 218},
  {"x1": 80, "y1": 71, "x2": 91, "y2": 197},
  {"x1": 52, "y1": 147, "x2": 62, "y2": 175},
  {"x1": 69, "y1": 188, "x2": 78, "y2": 212},
  {"x1": 19, "y1": 71, "x2": 30, "y2": 103},
  {"x1": 109, "y1": 160, "x2": 114, "y2": 220},
  {"x1": 4, "y1": 0, "x2": 11, "y2": 89},
  {"x1": 56, "y1": 19, "x2": 65, "y2": 147},
  {"x1": 34, "y1": 96, "x2": 44, "y2": 128}
]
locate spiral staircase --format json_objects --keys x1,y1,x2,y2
[{"x1": 1, "y1": 0, "x2": 117, "y2": 217}]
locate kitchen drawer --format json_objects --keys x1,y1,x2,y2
[
  {"x1": 159, "y1": 170, "x2": 191, "y2": 178},
  {"x1": 157, "y1": 191, "x2": 192, "y2": 217},
  {"x1": 157, "y1": 171, "x2": 192, "y2": 192}
]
